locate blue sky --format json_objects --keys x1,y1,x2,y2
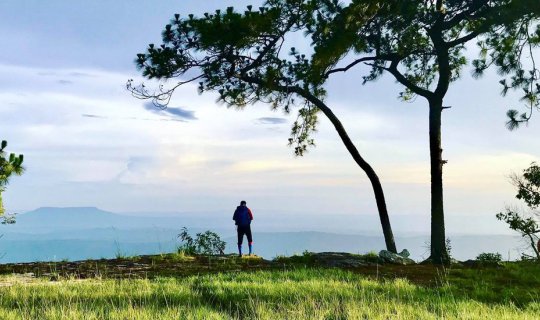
[{"x1": 1, "y1": 0, "x2": 539, "y2": 235}]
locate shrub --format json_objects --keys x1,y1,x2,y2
[
  {"x1": 178, "y1": 227, "x2": 226, "y2": 255},
  {"x1": 178, "y1": 227, "x2": 197, "y2": 255},
  {"x1": 272, "y1": 251, "x2": 315, "y2": 264},
  {"x1": 362, "y1": 251, "x2": 380, "y2": 263},
  {"x1": 497, "y1": 163, "x2": 540, "y2": 260},
  {"x1": 476, "y1": 252, "x2": 502, "y2": 263}
]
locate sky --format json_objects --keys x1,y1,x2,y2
[{"x1": 1, "y1": 0, "x2": 539, "y2": 235}]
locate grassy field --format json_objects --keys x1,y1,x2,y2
[{"x1": 0, "y1": 257, "x2": 539, "y2": 319}]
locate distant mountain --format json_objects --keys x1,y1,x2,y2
[
  {"x1": 6, "y1": 207, "x2": 231, "y2": 233},
  {"x1": 16, "y1": 207, "x2": 122, "y2": 229}
]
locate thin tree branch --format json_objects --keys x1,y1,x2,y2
[
  {"x1": 239, "y1": 35, "x2": 282, "y2": 74},
  {"x1": 239, "y1": 17, "x2": 298, "y2": 75},
  {"x1": 324, "y1": 55, "x2": 396, "y2": 77},
  {"x1": 441, "y1": 0, "x2": 490, "y2": 30},
  {"x1": 446, "y1": 30, "x2": 481, "y2": 48},
  {"x1": 126, "y1": 74, "x2": 204, "y2": 107},
  {"x1": 379, "y1": 60, "x2": 434, "y2": 99}
]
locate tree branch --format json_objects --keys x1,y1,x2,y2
[
  {"x1": 446, "y1": 30, "x2": 481, "y2": 48},
  {"x1": 239, "y1": 35, "x2": 282, "y2": 74},
  {"x1": 324, "y1": 54, "x2": 397, "y2": 78},
  {"x1": 441, "y1": 0, "x2": 490, "y2": 30},
  {"x1": 239, "y1": 17, "x2": 298, "y2": 75},
  {"x1": 126, "y1": 74, "x2": 204, "y2": 107},
  {"x1": 379, "y1": 60, "x2": 434, "y2": 99}
]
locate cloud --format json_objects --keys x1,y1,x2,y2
[
  {"x1": 143, "y1": 102, "x2": 198, "y2": 121},
  {"x1": 57, "y1": 79, "x2": 73, "y2": 85},
  {"x1": 165, "y1": 107, "x2": 198, "y2": 120},
  {"x1": 68, "y1": 72, "x2": 96, "y2": 78},
  {"x1": 256, "y1": 117, "x2": 288, "y2": 125},
  {"x1": 125, "y1": 156, "x2": 155, "y2": 173},
  {"x1": 82, "y1": 113, "x2": 186, "y2": 122},
  {"x1": 37, "y1": 71, "x2": 96, "y2": 79},
  {"x1": 82, "y1": 113, "x2": 107, "y2": 119},
  {"x1": 37, "y1": 71, "x2": 57, "y2": 77}
]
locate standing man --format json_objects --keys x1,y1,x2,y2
[{"x1": 232, "y1": 200, "x2": 253, "y2": 256}]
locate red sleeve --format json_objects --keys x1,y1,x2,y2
[{"x1": 248, "y1": 208, "x2": 253, "y2": 220}]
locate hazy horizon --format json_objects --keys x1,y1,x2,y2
[
  {"x1": 6, "y1": 206, "x2": 515, "y2": 236},
  {"x1": 0, "y1": 207, "x2": 525, "y2": 263}
]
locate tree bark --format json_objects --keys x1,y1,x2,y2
[
  {"x1": 428, "y1": 98, "x2": 449, "y2": 264},
  {"x1": 312, "y1": 101, "x2": 397, "y2": 253}
]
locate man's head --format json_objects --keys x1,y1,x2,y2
[{"x1": 240, "y1": 200, "x2": 246, "y2": 206}]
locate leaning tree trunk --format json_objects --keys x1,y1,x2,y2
[
  {"x1": 313, "y1": 101, "x2": 397, "y2": 253},
  {"x1": 527, "y1": 234, "x2": 540, "y2": 260},
  {"x1": 241, "y1": 79, "x2": 398, "y2": 253},
  {"x1": 428, "y1": 98, "x2": 449, "y2": 264}
]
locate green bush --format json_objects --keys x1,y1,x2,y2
[
  {"x1": 361, "y1": 251, "x2": 380, "y2": 263},
  {"x1": 476, "y1": 252, "x2": 502, "y2": 263},
  {"x1": 274, "y1": 250, "x2": 315, "y2": 264},
  {"x1": 177, "y1": 227, "x2": 226, "y2": 255}
]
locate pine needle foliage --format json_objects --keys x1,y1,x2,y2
[{"x1": 0, "y1": 140, "x2": 24, "y2": 223}]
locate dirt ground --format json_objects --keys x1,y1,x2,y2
[{"x1": 0, "y1": 253, "x2": 454, "y2": 286}]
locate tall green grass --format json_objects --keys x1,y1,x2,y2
[{"x1": 0, "y1": 268, "x2": 538, "y2": 319}]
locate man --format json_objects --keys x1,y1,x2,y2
[{"x1": 232, "y1": 200, "x2": 253, "y2": 256}]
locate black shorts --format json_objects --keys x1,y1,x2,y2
[{"x1": 237, "y1": 225, "x2": 253, "y2": 245}]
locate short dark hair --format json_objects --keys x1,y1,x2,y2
[{"x1": 240, "y1": 200, "x2": 246, "y2": 205}]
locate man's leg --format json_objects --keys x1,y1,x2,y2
[
  {"x1": 246, "y1": 226, "x2": 253, "y2": 255},
  {"x1": 237, "y1": 226, "x2": 244, "y2": 256}
]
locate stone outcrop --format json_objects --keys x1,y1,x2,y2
[
  {"x1": 379, "y1": 250, "x2": 416, "y2": 265},
  {"x1": 308, "y1": 252, "x2": 376, "y2": 267},
  {"x1": 398, "y1": 249, "x2": 410, "y2": 258}
]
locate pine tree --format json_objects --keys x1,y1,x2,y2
[{"x1": 0, "y1": 140, "x2": 24, "y2": 223}]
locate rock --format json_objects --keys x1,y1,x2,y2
[
  {"x1": 398, "y1": 249, "x2": 410, "y2": 258},
  {"x1": 309, "y1": 252, "x2": 371, "y2": 267},
  {"x1": 379, "y1": 250, "x2": 416, "y2": 265}
]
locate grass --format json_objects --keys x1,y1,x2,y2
[
  {"x1": 446, "y1": 261, "x2": 540, "y2": 306},
  {"x1": 0, "y1": 261, "x2": 539, "y2": 319},
  {"x1": 274, "y1": 250, "x2": 316, "y2": 263}
]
